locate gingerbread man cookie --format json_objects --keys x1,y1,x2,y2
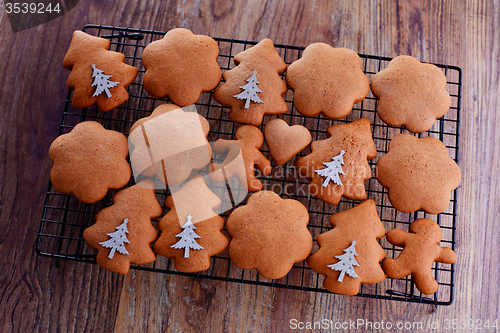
[
  {"x1": 286, "y1": 43, "x2": 369, "y2": 119},
  {"x1": 226, "y1": 190, "x2": 312, "y2": 279},
  {"x1": 210, "y1": 125, "x2": 271, "y2": 192},
  {"x1": 83, "y1": 181, "x2": 163, "y2": 274},
  {"x1": 307, "y1": 200, "x2": 386, "y2": 295},
  {"x1": 63, "y1": 31, "x2": 139, "y2": 112},
  {"x1": 371, "y1": 56, "x2": 451, "y2": 133},
  {"x1": 296, "y1": 118, "x2": 377, "y2": 205},
  {"x1": 376, "y1": 134, "x2": 461, "y2": 214},
  {"x1": 153, "y1": 176, "x2": 228, "y2": 273},
  {"x1": 128, "y1": 104, "x2": 212, "y2": 187},
  {"x1": 142, "y1": 28, "x2": 221, "y2": 105},
  {"x1": 213, "y1": 39, "x2": 288, "y2": 126},
  {"x1": 382, "y1": 218, "x2": 457, "y2": 295},
  {"x1": 49, "y1": 121, "x2": 131, "y2": 203},
  {"x1": 264, "y1": 119, "x2": 312, "y2": 166}
]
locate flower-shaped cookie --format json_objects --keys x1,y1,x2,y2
[
  {"x1": 49, "y1": 121, "x2": 131, "y2": 203},
  {"x1": 371, "y1": 55, "x2": 451, "y2": 133},
  {"x1": 227, "y1": 191, "x2": 312, "y2": 279},
  {"x1": 142, "y1": 28, "x2": 221, "y2": 106},
  {"x1": 286, "y1": 43, "x2": 370, "y2": 119},
  {"x1": 376, "y1": 134, "x2": 461, "y2": 214},
  {"x1": 128, "y1": 104, "x2": 212, "y2": 187},
  {"x1": 63, "y1": 31, "x2": 139, "y2": 112}
]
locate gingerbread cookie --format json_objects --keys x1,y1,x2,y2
[
  {"x1": 83, "y1": 181, "x2": 163, "y2": 274},
  {"x1": 49, "y1": 121, "x2": 131, "y2": 203},
  {"x1": 154, "y1": 176, "x2": 228, "y2": 273},
  {"x1": 63, "y1": 30, "x2": 139, "y2": 112},
  {"x1": 371, "y1": 56, "x2": 451, "y2": 133},
  {"x1": 382, "y1": 218, "x2": 457, "y2": 295},
  {"x1": 128, "y1": 104, "x2": 212, "y2": 187},
  {"x1": 264, "y1": 119, "x2": 312, "y2": 166},
  {"x1": 307, "y1": 200, "x2": 386, "y2": 295},
  {"x1": 213, "y1": 39, "x2": 288, "y2": 126},
  {"x1": 376, "y1": 134, "x2": 461, "y2": 214},
  {"x1": 142, "y1": 28, "x2": 221, "y2": 106},
  {"x1": 226, "y1": 191, "x2": 312, "y2": 279},
  {"x1": 210, "y1": 125, "x2": 271, "y2": 192},
  {"x1": 286, "y1": 43, "x2": 369, "y2": 119},
  {"x1": 296, "y1": 118, "x2": 377, "y2": 205}
]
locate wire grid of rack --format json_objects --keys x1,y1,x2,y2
[{"x1": 36, "y1": 25, "x2": 461, "y2": 306}]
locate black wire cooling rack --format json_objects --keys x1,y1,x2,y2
[{"x1": 36, "y1": 25, "x2": 461, "y2": 306}]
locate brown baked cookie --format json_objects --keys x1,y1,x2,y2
[
  {"x1": 142, "y1": 28, "x2": 221, "y2": 105},
  {"x1": 307, "y1": 200, "x2": 386, "y2": 295},
  {"x1": 382, "y1": 218, "x2": 457, "y2": 295},
  {"x1": 49, "y1": 121, "x2": 131, "y2": 203},
  {"x1": 63, "y1": 31, "x2": 139, "y2": 112},
  {"x1": 376, "y1": 134, "x2": 461, "y2": 214},
  {"x1": 296, "y1": 118, "x2": 377, "y2": 205},
  {"x1": 264, "y1": 119, "x2": 312, "y2": 166},
  {"x1": 226, "y1": 190, "x2": 312, "y2": 279},
  {"x1": 83, "y1": 180, "x2": 163, "y2": 274},
  {"x1": 212, "y1": 39, "x2": 288, "y2": 126},
  {"x1": 154, "y1": 176, "x2": 228, "y2": 273},
  {"x1": 371, "y1": 55, "x2": 451, "y2": 133},
  {"x1": 210, "y1": 125, "x2": 271, "y2": 192},
  {"x1": 286, "y1": 43, "x2": 369, "y2": 119},
  {"x1": 128, "y1": 103, "x2": 212, "y2": 187}
]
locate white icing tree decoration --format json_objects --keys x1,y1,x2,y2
[
  {"x1": 171, "y1": 215, "x2": 204, "y2": 258},
  {"x1": 315, "y1": 150, "x2": 346, "y2": 187},
  {"x1": 233, "y1": 70, "x2": 264, "y2": 108},
  {"x1": 327, "y1": 240, "x2": 360, "y2": 282},
  {"x1": 99, "y1": 218, "x2": 131, "y2": 259},
  {"x1": 91, "y1": 64, "x2": 120, "y2": 98}
]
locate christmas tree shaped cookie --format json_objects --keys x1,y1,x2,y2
[
  {"x1": 142, "y1": 28, "x2": 221, "y2": 106},
  {"x1": 63, "y1": 31, "x2": 138, "y2": 112},
  {"x1": 213, "y1": 39, "x2": 288, "y2": 126},
  {"x1": 154, "y1": 176, "x2": 229, "y2": 273},
  {"x1": 286, "y1": 43, "x2": 370, "y2": 119},
  {"x1": 83, "y1": 181, "x2": 163, "y2": 274},
  {"x1": 128, "y1": 103, "x2": 212, "y2": 187},
  {"x1": 376, "y1": 134, "x2": 461, "y2": 214},
  {"x1": 382, "y1": 218, "x2": 457, "y2": 295},
  {"x1": 210, "y1": 125, "x2": 271, "y2": 192},
  {"x1": 307, "y1": 200, "x2": 386, "y2": 295},
  {"x1": 296, "y1": 118, "x2": 377, "y2": 205}
]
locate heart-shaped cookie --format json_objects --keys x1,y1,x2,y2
[{"x1": 264, "y1": 119, "x2": 312, "y2": 166}]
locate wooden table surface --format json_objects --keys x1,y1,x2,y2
[{"x1": 1, "y1": 1, "x2": 499, "y2": 332}]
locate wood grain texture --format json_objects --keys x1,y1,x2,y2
[{"x1": 0, "y1": 0, "x2": 498, "y2": 332}]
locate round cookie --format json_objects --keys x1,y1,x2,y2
[
  {"x1": 83, "y1": 181, "x2": 163, "y2": 274},
  {"x1": 226, "y1": 190, "x2": 312, "y2": 279},
  {"x1": 371, "y1": 55, "x2": 451, "y2": 133},
  {"x1": 142, "y1": 28, "x2": 221, "y2": 106},
  {"x1": 264, "y1": 119, "x2": 312, "y2": 166},
  {"x1": 49, "y1": 121, "x2": 131, "y2": 203},
  {"x1": 376, "y1": 134, "x2": 461, "y2": 214},
  {"x1": 286, "y1": 43, "x2": 369, "y2": 119},
  {"x1": 212, "y1": 39, "x2": 288, "y2": 126},
  {"x1": 63, "y1": 30, "x2": 139, "y2": 112},
  {"x1": 382, "y1": 218, "x2": 457, "y2": 295}
]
